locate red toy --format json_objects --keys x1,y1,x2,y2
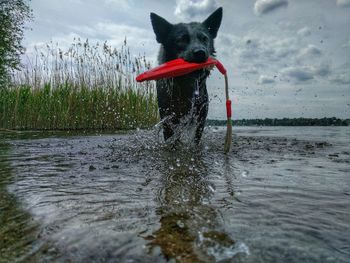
[
  {"x1": 136, "y1": 57, "x2": 226, "y2": 82},
  {"x1": 136, "y1": 57, "x2": 232, "y2": 153}
]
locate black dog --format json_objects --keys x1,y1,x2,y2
[{"x1": 150, "y1": 7, "x2": 223, "y2": 144}]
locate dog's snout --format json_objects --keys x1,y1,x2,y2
[{"x1": 193, "y1": 49, "x2": 207, "y2": 63}]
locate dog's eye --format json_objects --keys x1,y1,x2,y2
[
  {"x1": 198, "y1": 34, "x2": 209, "y2": 43},
  {"x1": 177, "y1": 34, "x2": 189, "y2": 44}
]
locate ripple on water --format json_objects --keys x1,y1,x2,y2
[{"x1": 0, "y1": 127, "x2": 349, "y2": 262}]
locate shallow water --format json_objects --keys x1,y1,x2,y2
[{"x1": 0, "y1": 126, "x2": 349, "y2": 262}]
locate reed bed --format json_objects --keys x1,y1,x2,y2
[{"x1": 0, "y1": 39, "x2": 159, "y2": 130}]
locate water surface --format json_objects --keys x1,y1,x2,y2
[{"x1": 0, "y1": 126, "x2": 349, "y2": 262}]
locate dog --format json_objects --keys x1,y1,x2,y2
[{"x1": 150, "y1": 7, "x2": 223, "y2": 144}]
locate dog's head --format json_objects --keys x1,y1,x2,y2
[{"x1": 150, "y1": 7, "x2": 223, "y2": 63}]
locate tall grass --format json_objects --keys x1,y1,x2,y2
[{"x1": 0, "y1": 39, "x2": 158, "y2": 130}]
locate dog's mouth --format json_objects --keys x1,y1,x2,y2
[
  {"x1": 190, "y1": 57, "x2": 208, "y2": 63},
  {"x1": 194, "y1": 48, "x2": 208, "y2": 62},
  {"x1": 182, "y1": 49, "x2": 209, "y2": 63}
]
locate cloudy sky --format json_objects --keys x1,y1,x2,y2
[{"x1": 24, "y1": 0, "x2": 350, "y2": 119}]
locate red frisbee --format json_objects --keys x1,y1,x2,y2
[{"x1": 136, "y1": 57, "x2": 226, "y2": 82}]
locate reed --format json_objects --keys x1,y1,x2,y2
[{"x1": 0, "y1": 39, "x2": 159, "y2": 130}]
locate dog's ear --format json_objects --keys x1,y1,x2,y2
[
  {"x1": 150, "y1": 13, "x2": 173, "y2": 44},
  {"x1": 202, "y1": 7, "x2": 223, "y2": 39}
]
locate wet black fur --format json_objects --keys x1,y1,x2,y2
[{"x1": 150, "y1": 7, "x2": 223, "y2": 144}]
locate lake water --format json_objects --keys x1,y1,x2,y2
[{"x1": 0, "y1": 126, "x2": 349, "y2": 262}]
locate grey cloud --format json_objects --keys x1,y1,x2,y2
[
  {"x1": 218, "y1": 35, "x2": 234, "y2": 46},
  {"x1": 216, "y1": 33, "x2": 301, "y2": 84},
  {"x1": 254, "y1": 0, "x2": 288, "y2": 16},
  {"x1": 238, "y1": 36, "x2": 298, "y2": 62},
  {"x1": 298, "y1": 45, "x2": 322, "y2": 58},
  {"x1": 258, "y1": 75, "x2": 275, "y2": 84},
  {"x1": 281, "y1": 67, "x2": 314, "y2": 82},
  {"x1": 104, "y1": 0, "x2": 132, "y2": 9},
  {"x1": 243, "y1": 69, "x2": 259, "y2": 75},
  {"x1": 313, "y1": 63, "x2": 331, "y2": 77},
  {"x1": 331, "y1": 74, "x2": 350, "y2": 85},
  {"x1": 305, "y1": 45, "x2": 321, "y2": 55},
  {"x1": 336, "y1": 0, "x2": 350, "y2": 7},
  {"x1": 281, "y1": 63, "x2": 331, "y2": 82},
  {"x1": 174, "y1": 0, "x2": 218, "y2": 20},
  {"x1": 342, "y1": 38, "x2": 350, "y2": 48}
]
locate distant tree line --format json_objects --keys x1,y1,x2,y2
[{"x1": 207, "y1": 117, "x2": 349, "y2": 126}]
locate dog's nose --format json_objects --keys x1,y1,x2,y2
[{"x1": 193, "y1": 49, "x2": 207, "y2": 63}]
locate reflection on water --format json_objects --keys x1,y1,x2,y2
[
  {"x1": 0, "y1": 127, "x2": 349, "y2": 262},
  {"x1": 0, "y1": 141, "x2": 41, "y2": 262},
  {"x1": 147, "y1": 148, "x2": 246, "y2": 262}
]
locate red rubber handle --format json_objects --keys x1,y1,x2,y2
[
  {"x1": 226, "y1": 100, "x2": 232, "y2": 118},
  {"x1": 215, "y1": 60, "x2": 227, "y2": 75}
]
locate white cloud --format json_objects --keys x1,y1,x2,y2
[
  {"x1": 67, "y1": 22, "x2": 158, "y2": 61},
  {"x1": 336, "y1": 0, "x2": 350, "y2": 7},
  {"x1": 71, "y1": 22, "x2": 150, "y2": 41},
  {"x1": 174, "y1": 0, "x2": 219, "y2": 20},
  {"x1": 254, "y1": 0, "x2": 288, "y2": 16},
  {"x1": 297, "y1": 27, "x2": 311, "y2": 37},
  {"x1": 26, "y1": 32, "x2": 83, "y2": 54},
  {"x1": 298, "y1": 44, "x2": 322, "y2": 57},
  {"x1": 258, "y1": 75, "x2": 275, "y2": 84}
]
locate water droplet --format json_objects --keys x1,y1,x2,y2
[
  {"x1": 241, "y1": 171, "x2": 249, "y2": 177},
  {"x1": 176, "y1": 220, "x2": 185, "y2": 228},
  {"x1": 208, "y1": 185, "x2": 215, "y2": 193}
]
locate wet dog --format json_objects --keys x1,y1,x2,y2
[{"x1": 150, "y1": 7, "x2": 223, "y2": 144}]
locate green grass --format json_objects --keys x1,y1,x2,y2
[
  {"x1": 0, "y1": 39, "x2": 159, "y2": 130},
  {"x1": 0, "y1": 84, "x2": 158, "y2": 130}
]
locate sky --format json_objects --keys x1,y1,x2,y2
[{"x1": 23, "y1": 0, "x2": 350, "y2": 119}]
